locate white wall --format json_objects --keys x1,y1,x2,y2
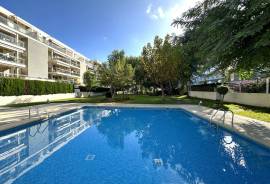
[
  {"x1": 78, "y1": 92, "x2": 106, "y2": 98},
  {"x1": 0, "y1": 93, "x2": 75, "y2": 106},
  {"x1": 189, "y1": 91, "x2": 270, "y2": 107},
  {"x1": 189, "y1": 91, "x2": 218, "y2": 100},
  {"x1": 27, "y1": 38, "x2": 49, "y2": 78}
]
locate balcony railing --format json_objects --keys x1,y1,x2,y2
[
  {"x1": 0, "y1": 31, "x2": 25, "y2": 48},
  {"x1": 0, "y1": 52, "x2": 25, "y2": 65},
  {"x1": 51, "y1": 68, "x2": 80, "y2": 77},
  {"x1": 51, "y1": 68, "x2": 71, "y2": 75},
  {"x1": 71, "y1": 71, "x2": 80, "y2": 76},
  {"x1": 49, "y1": 43, "x2": 66, "y2": 53},
  {"x1": 53, "y1": 56, "x2": 80, "y2": 68},
  {"x1": 0, "y1": 15, "x2": 85, "y2": 62},
  {"x1": 0, "y1": 15, "x2": 31, "y2": 36},
  {"x1": 53, "y1": 56, "x2": 71, "y2": 65},
  {"x1": 18, "y1": 40, "x2": 25, "y2": 47},
  {"x1": 71, "y1": 61, "x2": 80, "y2": 68}
]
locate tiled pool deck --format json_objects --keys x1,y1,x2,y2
[{"x1": 0, "y1": 103, "x2": 270, "y2": 148}]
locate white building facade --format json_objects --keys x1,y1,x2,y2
[{"x1": 0, "y1": 6, "x2": 94, "y2": 84}]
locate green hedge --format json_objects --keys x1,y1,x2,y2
[{"x1": 0, "y1": 78, "x2": 74, "y2": 96}]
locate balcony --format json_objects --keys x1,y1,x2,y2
[
  {"x1": 0, "y1": 15, "x2": 31, "y2": 36},
  {"x1": 52, "y1": 56, "x2": 80, "y2": 69},
  {"x1": 0, "y1": 31, "x2": 25, "y2": 48},
  {"x1": 0, "y1": 15, "x2": 84, "y2": 63},
  {"x1": 71, "y1": 70, "x2": 80, "y2": 77},
  {"x1": 0, "y1": 52, "x2": 26, "y2": 67},
  {"x1": 0, "y1": 15, "x2": 51, "y2": 50},
  {"x1": 52, "y1": 56, "x2": 71, "y2": 67},
  {"x1": 49, "y1": 42, "x2": 66, "y2": 54},
  {"x1": 50, "y1": 68, "x2": 80, "y2": 78},
  {"x1": 71, "y1": 60, "x2": 80, "y2": 68}
]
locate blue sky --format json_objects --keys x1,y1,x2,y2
[{"x1": 0, "y1": 0, "x2": 199, "y2": 62}]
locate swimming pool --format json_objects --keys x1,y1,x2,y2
[{"x1": 0, "y1": 107, "x2": 269, "y2": 184}]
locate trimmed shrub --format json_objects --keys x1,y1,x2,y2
[
  {"x1": 228, "y1": 80, "x2": 267, "y2": 93},
  {"x1": 78, "y1": 86, "x2": 110, "y2": 93},
  {"x1": 191, "y1": 83, "x2": 220, "y2": 92},
  {"x1": 91, "y1": 87, "x2": 110, "y2": 93},
  {"x1": 217, "y1": 86, "x2": 229, "y2": 95},
  {"x1": 0, "y1": 77, "x2": 74, "y2": 96}
]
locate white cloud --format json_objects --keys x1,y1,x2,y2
[
  {"x1": 166, "y1": 0, "x2": 203, "y2": 35},
  {"x1": 146, "y1": 5, "x2": 165, "y2": 20},
  {"x1": 157, "y1": 7, "x2": 165, "y2": 18},
  {"x1": 146, "y1": 4, "x2": 152, "y2": 14}
]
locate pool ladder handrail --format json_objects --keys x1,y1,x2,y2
[
  {"x1": 28, "y1": 105, "x2": 50, "y2": 119},
  {"x1": 210, "y1": 108, "x2": 234, "y2": 127}
]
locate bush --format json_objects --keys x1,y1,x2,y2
[
  {"x1": 228, "y1": 80, "x2": 267, "y2": 93},
  {"x1": 241, "y1": 81, "x2": 266, "y2": 93},
  {"x1": 78, "y1": 85, "x2": 88, "y2": 92},
  {"x1": 0, "y1": 77, "x2": 74, "y2": 96},
  {"x1": 191, "y1": 83, "x2": 220, "y2": 92},
  {"x1": 91, "y1": 87, "x2": 110, "y2": 93},
  {"x1": 217, "y1": 86, "x2": 229, "y2": 95}
]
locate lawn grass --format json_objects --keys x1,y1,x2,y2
[{"x1": 5, "y1": 95, "x2": 270, "y2": 122}]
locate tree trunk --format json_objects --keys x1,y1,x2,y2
[
  {"x1": 161, "y1": 83, "x2": 165, "y2": 97},
  {"x1": 218, "y1": 94, "x2": 224, "y2": 108},
  {"x1": 169, "y1": 81, "x2": 173, "y2": 95},
  {"x1": 110, "y1": 86, "x2": 114, "y2": 98}
]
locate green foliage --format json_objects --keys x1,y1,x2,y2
[
  {"x1": 108, "y1": 50, "x2": 125, "y2": 64},
  {"x1": 191, "y1": 83, "x2": 218, "y2": 92},
  {"x1": 98, "y1": 50, "x2": 135, "y2": 96},
  {"x1": 83, "y1": 71, "x2": 98, "y2": 90},
  {"x1": 0, "y1": 77, "x2": 73, "y2": 96},
  {"x1": 239, "y1": 81, "x2": 266, "y2": 93},
  {"x1": 238, "y1": 69, "x2": 254, "y2": 80},
  {"x1": 141, "y1": 35, "x2": 186, "y2": 96},
  {"x1": 172, "y1": 0, "x2": 270, "y2": 72}
]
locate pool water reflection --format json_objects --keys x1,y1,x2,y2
[{"x1": 0, "y1": 107, "x2": 270, "y2": 184}]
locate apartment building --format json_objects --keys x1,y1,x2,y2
[{"x1": 0, "y1": 6, "x2": 94, "y2": 84}]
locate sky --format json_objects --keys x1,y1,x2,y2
[{"x1": 0, "y1": 0, "x2": 200, "y2": 62}]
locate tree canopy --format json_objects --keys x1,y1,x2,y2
[
  {"x1": 83, "y1": 71, "x2": 98, "y2": 90},
  {"x1": 98, "y1": 50, "x2": 134, "y2": 96},
  {"x1": 141, "y1": 35, "x2": 185, "y2": 96},
  {"x1": 172, "y1": 0, "x2": 270, "y2": 73}
]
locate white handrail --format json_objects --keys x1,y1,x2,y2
[
  {"x1": 29, "y1": 106, "x2": 50, "y2": 119},
  {"x1": 210, "y1": 108, "x2": 234, "y2": 127}
]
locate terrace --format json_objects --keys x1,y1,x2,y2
[
  {"x1": 0, "y1": 31, "x2": 25, "y2": 48},
  {"x1": 0, "y1": 52, "x2": 26, "y2": 68}
]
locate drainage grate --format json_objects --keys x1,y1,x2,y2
[
  {"x1": 85, "y1": 154, "x2": 96, "y2": 161},
  {"x1": 153, "y1": 158, "x2": 163, "y2": 166}
]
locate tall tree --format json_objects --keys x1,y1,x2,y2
[
  {"x1": 172, "y1": 0, "x2": 270, "y2": 73},
  {"x1": 126, "y1": 56, "x2": 148, "y2": 94},
  {"x1": 98, "y1": 50, "x2": 134, "y2": 97},
  {"x1": 83, "y1": 71, "x2": 98, "y2": 91},
  {"x1": 142, "y1": 35, "x2": 182, "y2": 96},
  {"x1": 108, "y1": 50, "x2": 125, "y2": 64}
]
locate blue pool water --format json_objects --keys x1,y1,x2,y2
[{"x1": 0, "y1": 107, "x2": 270, "y2": 184}]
